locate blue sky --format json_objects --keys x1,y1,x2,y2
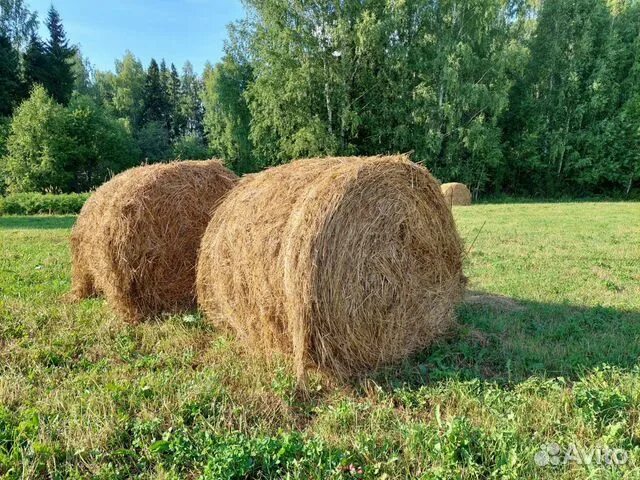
[{"x1": 29, "y1": 0, "x2": 247, "y2": 74}]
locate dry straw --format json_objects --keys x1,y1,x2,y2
[
  {"x1": 70, "y1": 159, "x2": 237, "y2": 322},
  {"x1": 197, "y1": 155, "x2": 466, "y2": 380},
  {"x1": 441, "y1": 182, "x2": 472, "y2": 206}
]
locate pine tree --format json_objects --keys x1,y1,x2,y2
[
  {"x1": 43, "y1": 6, "x2": 76, "y2": 104},
  {"x1": 0, "y1": 33, "x2": 23, "y2": 116}
]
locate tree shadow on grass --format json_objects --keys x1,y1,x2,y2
[
  {"x1": 373, "y1": 292, "x2": 640, "y2": 389},
  {"x1": 0, "y1": 216, "x2": 76, "y2": 230}
]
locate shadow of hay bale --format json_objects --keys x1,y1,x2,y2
[{"x1": 368, "y1": 292, "x2": 640, "y2": 389}]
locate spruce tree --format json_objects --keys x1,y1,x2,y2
[
  {"x1": 43, "y1": 6, "x2": 76, "y2": 104},
  {"x1": 0, "y1": 33, "x2": 22, "y2": 116},
  {"x1": 142, "y1": 58, "x2": 169, "y2": 124},
  {"x1": 167, "y1": 63, "x2": 184, "y2": 138},
  {"x1": 23, "y1": 33, "x2": 48, "y2": 91}
]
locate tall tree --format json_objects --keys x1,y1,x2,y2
[
  {"x1": 43, "y1": 6, "x2": 76, "y2": 104},
  {"x1": 180, "y1": 61, "x2": 204, "y2": 136},
  {"x1": 142, "y1": 58, "x2": 169, "y2": 125},
  {"x1": 23, "y1": 32, "x2": 47, "y2": 91},
  {"x1": 95, "y1": 51, "x2": 146, "y2": 129},
  {"x1": 0, "y1": 33, "x2": 22, "y2": 116},
  {"x1": 166, "y1": 62, "x2": 184, "y2": 139},
  {"x1": 502, "y1": 0, "x2": 635, "y2": 196},
  {"x1": 0, "y1": 0, "x2": 37, "y2": 51},
  {"x1": 202, "y1": 56, "x2": 254, "y2": 172},
  {"x1": 71, "y1": 51, "x2": 94, "y2": 96},
  {"x1": 242, "y1": 0, "x2": 524, "y2": 192}
]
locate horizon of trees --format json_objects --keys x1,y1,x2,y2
[{"x1": 0, "y1": 0, "x2": 638, "y2": 197}]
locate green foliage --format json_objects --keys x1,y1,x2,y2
[
  {"x1": 0, "y1": 0, "x2": 37, "y2": 51},
  {"x1": 0, "y1": 192, "x2": 88, "y2": 214},
  {"x1": 2, "y1": 86, "x2": 138, "y2": 193},
  {"x1": 71, "y1": 51, "x2": 95, "y2": 96},
  {"x1": 165, "y1": 62, "x2": 185, "y2": 139},
  {"x1": 180, "y1": 61, "x2": 204, "y2": 137},
  {"x1": 43, "y1": 6, "x2": 75, "y2": 105},
  {"x1": 0, "y1": 115, "x2": 9, "y2": 155},
  {"x1": 192, "y1": 0, "x2": 635, "y2": 197},
  {"x1": 239, "y1": 0, "x2": 527, "y2": 192},
  {"x1": 0, "y1": 34, "x2": 22, "y2": 116},
  {"x1": 503, "y1": 0, "x2": 640, "y2": 196},
  {"x1": 142, "y1": 59, "x2": 169, "y2": 126},
  {"x1": 22, "y1": 33, "x2": 48, "y2": 94},
  {"x1": 171, "y1": 133, "x2": 210, "y2": 160},
  {"x1": 137, "y1": 120, "x2": 170, "y2": 162},
  {"x1": 65, "y1": 94, "x2": 139, "y2": 191},
  {"x1": 95, "y1": 51, "x2": 146, "y2": 129},
  {"x1": 2, "y1": 0, "x2": 639, "y2": 197},
  {"x1": 2, "y1": 85, "x2": 73, "y2": 193},
  {"x1": 202, "y1": 54, "x2": 255, "y2": 173}
]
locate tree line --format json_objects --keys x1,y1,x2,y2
[{"x1": 1, "y1": 0, "x2": 639, "y2": 197}]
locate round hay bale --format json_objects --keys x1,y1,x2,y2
[
  {"x1": 441, "y1": 182, "x2": 472, "y2": 206},
  {"x1": 70, "y1": 159, "x2": 237, "y2": 322},
  {"x1": 197, "y1": 155, "x2": 466, "y2": 379}
]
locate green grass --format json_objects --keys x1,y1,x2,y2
[{"x1": 0, "y1": 202, "x2": 639, "y2": 479}]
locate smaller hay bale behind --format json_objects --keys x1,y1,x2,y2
[
  {"x1": 197, "y1": 155, "x2": 466, "y2": 380},
  {"x1": 70, "y1": 159, "x2": 237, "y2": 322},
  {"x1": 441, "y1": 182, "x2": 472, "y2": 206}
]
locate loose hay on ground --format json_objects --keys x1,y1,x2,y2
[
  {"x1": 70, "y1": 159, "x2": 237, "y2": 322},
  {"x1": 197, "y1": 155, "x2": 466, "y2": 380},
  {"x1": 441, "y1": 182, "x2": 472, "y2": 206}
]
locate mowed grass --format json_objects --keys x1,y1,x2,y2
[{"x1": 0, "y1": 202, "x2": 639, "y2": 479}]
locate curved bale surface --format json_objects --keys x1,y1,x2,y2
[
  {"x1": 197, "y1": 155, "x2": 466, "y2": 379},
  {"x1": 441, "y1": 182, "x2": 472, "y2": 206},
  {"x1": 71, "y1": 160, "x2": 237, "y2": 322}
]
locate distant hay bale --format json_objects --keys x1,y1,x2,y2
[
  {"x1": 70, "y1": 160, "x2": 237, "y2": 322},
  {"x1": 441, "y1": 182, "x2": 472, "y2": 206},
  {"x1": 197, "y1": 155, "x2": 466, "y2": 379}
]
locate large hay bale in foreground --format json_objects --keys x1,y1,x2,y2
[
  {"x1": 197, "y1": 155, "x2": 466, "y2": 379},
  {"x1": 71, "y1": 160, "x2": 237, "y2": 322},
  {"x1": 441, "y1": 182, "x2": 472, "y2": 206}
]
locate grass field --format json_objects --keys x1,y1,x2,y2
[{"x1": 1, "y1": 202, "x2": 639, "y2": 479}]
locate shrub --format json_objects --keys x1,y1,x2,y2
[
  {"x1": 0, "y1": 192, "x2": 89, "y2": 215},
  {"x1": 3, "y1": 87, "x2": 140, "y2": 194}
]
